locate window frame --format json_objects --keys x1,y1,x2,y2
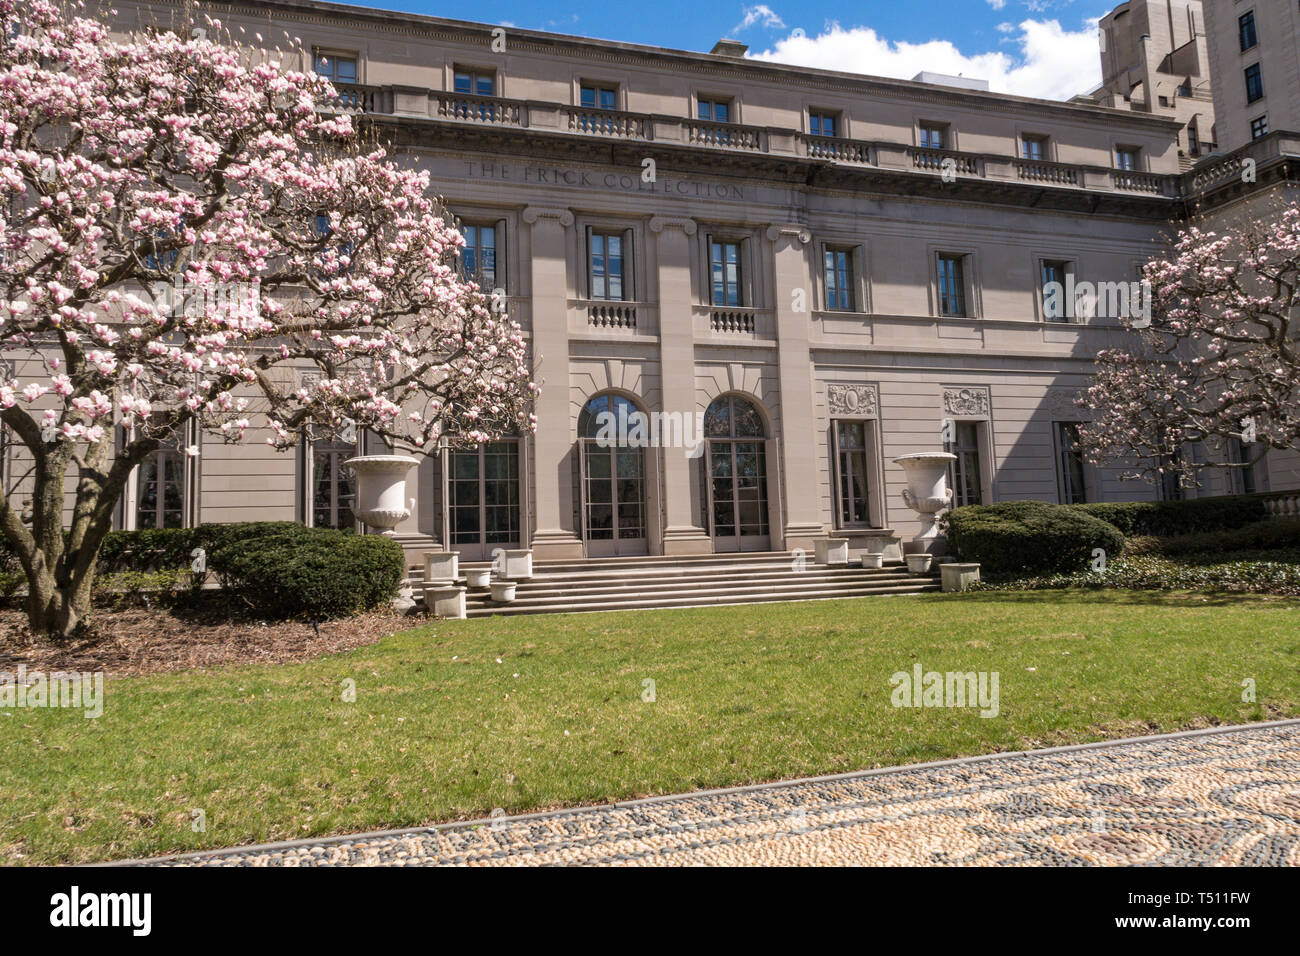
[
  {"x1": 1245, "y1": 63, "x2": 1264, "y2": 105},
  {"x1": 1251, "y1": 114, "x2": 1269, "y2": 139},
  {"x1": 696, "y1": 95, "x2": 734, "y2": 124},
  {"x1": 1239, "y1": 10, "x2": 1258, "y2": 52},
  {"x1": 312, "y1": 49, "x2": 359, "y2": 85},
  {"x1": 918, "y1": 122, "x2": 949, "y2": 150},
  {"x1": 945, "y1": 418, "x2": 990, "y2": 508},
  {"x1": 585, "y1": 226, "x2": 634, "y2": 302},
  {"x1": 1038, "y1": 257, "x2": 1076, "y2": 323},
  {"x1": 830, "y1": 418, "x2": 881, "y2": 529},
  {"x1": 935, "y1": 252, "x2": 971, "y2": 318},
  {"x1": 1053, "y1": 421, "x2": 1089, "y2": 505},
  {"x1": 808, "y1": 109, "x2": 840, "y2": 138},
  {"x1": 707, "y1": 235, "x2": 748, "y2": 307}
]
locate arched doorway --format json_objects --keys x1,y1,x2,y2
[
  {"x1": 578, "y1": 393, "x2": 649, "y2": 557},
  {"x1": 705, "y1": 395, "x2": 770, "y2": 552}
]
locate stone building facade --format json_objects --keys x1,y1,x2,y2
[{"x1": 20, "y1": 0, "x2": 1296, "y2": 565}]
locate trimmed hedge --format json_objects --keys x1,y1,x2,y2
[
  {"x1": 97, "y1": 522, "x2": 304, "y2": 572},
  {"x1": 1124, "y1": 518, "x2": 1300, "y2": 558},
  {"x1": 210, "y1": 528, "x2": 404, "y2": 619},
  {"x1": 943, "y1": 500, "x2": 1125, "y2": 576},
  {"x1": 1068, "y1": 496, "x2": 1268, "y2": 538}
]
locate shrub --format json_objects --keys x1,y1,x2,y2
[
  {"x1": 1070, "y1": 496, "x2": 1268, "y2": 538},
  {"x1": 973, "y1": 552, "x2": 1300, "y2": 597},
  {"x1": 97, "y1": 522, "x2": 304, "y2": 573},
  {"x1": 943, "y1": 500, "x2": 1125, "y2": 576},
  {"x1": 1124, "y1": 518, "x2": 1300, "y2": 558},
  {"x1": 210, "y1": 528, "x2": 404, "y2": 619}
]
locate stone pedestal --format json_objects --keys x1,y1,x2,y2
[
  {"x1": 814, "y1": 537, "x2": 849, "y2": 566},
  {"x1": 906, "y1": 554, "x2": 934, "y2": 575},
  {"x1": 503, "y1": 549, "x2": 533, "y2": 581},
  {"x1": 465, "y1": 568, "x2": 492, "y2": 589},
  {"x1": 490, "y1": 581, "x2": 517, "y2": 603},
  {"x1": 941, "y1": 563, "x2": 981, "y2": 592},
  {"x1": 424, "y1": 551, "x2": 459, "y2": 584},
  {"x1": 427, "y1": 585, "x2": 466, "y2": 619}
]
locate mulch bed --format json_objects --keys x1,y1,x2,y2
[{"x1": 0, "y1": 599, "x2": 420, "y2": 678}]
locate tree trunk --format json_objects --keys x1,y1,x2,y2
[{"x1": 25, "y1": 565, "x2": 93, "y2": 640}]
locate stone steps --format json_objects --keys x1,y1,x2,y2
[{"x1": 432, "y1": 552, "x2": 942, "y2": 618}]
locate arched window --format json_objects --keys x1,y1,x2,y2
[
  {"x1": 705, "y1": 395, "x2": 766, "y2": 439},
  {"x1": 578, "y1": 393, "x2": 641, "y2": 439},
  {"x1": 704, "y1": 395, "x2": 769, "y2": 552}
]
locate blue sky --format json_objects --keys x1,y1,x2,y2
[{"x1": 332, "y1": 0, "x2": 1120, "y2": 99}]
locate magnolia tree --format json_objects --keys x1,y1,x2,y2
[
  {"x1": 0, "y1": 1, "x2": 535, "y2": 637},
  {"x1": 1078, "y1": 203, "x2": 1300, "y2": 486}
]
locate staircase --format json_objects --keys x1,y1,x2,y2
[{"x1": 438, "y1": 552, "x2": 941, "y2": 618}]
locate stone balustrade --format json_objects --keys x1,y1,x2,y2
[{"x1": 321, "y1": 84, "x2": 1200, "y2": 199}]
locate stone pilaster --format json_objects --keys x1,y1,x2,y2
[
  {"x1": 651, "y1": 216, "x2": 713, "y2": 555},
  {"x1": 767, "y1": 223, "x2": 826, "y2": 551},
  {"x1": 523, "y1": 206, "x2": 584, "y2": 560}
]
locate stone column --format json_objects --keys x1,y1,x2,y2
[
  {"x1": 651, "y1": 216, "x2": 712, "y2": 555},
  {"x1": 768, "y1": 223, "x2": 826, "y2": 551},
  {"x1": 523, "y1": 206, "x2": 584, "y2": 560}
]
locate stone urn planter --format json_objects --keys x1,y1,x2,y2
[
  {"x1": 464, "y1": 568, "x2": 492, "y2": 590},
  {"x1": 426, "y1": 585, "x2": 466, "y2": 620},
  {"x1": 893, "y1": 452, "x2": 958, "y2": 555},
  {"x1": 814, "y1": 538, "x2": 849, "y2": 566},
  {"x1": 424, "y1": 551, "x2": 459, "y2": 585},
  {"x1": 503, "y1": 549, "x2": 533, "y2": 581},
  {"x1": 344, "y1": 455, "x2": 419, "y2": 535},
  {"x1": 490, "y1": 581, "x2": 518, "y2": 603},
  {"x1": 861, "y1": 553, "x2": 885, "y2": 569},
  {"x1": 906, "y1": 554, "x2": 934, "y2": 575}
]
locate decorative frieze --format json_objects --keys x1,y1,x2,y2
[
  {"x1": 943, "y1": 386, "x2": 991, "y2": 417},
  {"x1": 827, "y1": 383, "x2": 878, "y2": 418},
  {"x1": 1044, "y1": 388, "x2": 1087, "y2": 419}
]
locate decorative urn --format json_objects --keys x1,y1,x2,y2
[
  {"x1": 893, "y1": 452, "x2": 958, "y2": 555},
  {"x1": 344, "y1": 455, "x2": 419, "y2": 536}
]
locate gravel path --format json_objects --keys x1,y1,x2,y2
[{"x1": 133, "y1": 721, "x2": 1300, "y2": 867}]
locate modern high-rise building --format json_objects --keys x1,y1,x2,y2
[
  {"x1": 7, "y1": 0, "x2": 1296, "y2": 573},
  {"x1": 1203, "y1": 0, "x2": 1300, "y2": 151},
  {"x1": 1086, "y1": 1, "x2": 1216, "y2": 167}
]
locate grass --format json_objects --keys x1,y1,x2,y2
[{"x1": 3, "y1": 590, "x2": 1299, "y2": 864}]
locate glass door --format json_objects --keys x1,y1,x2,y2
[
  {"x1": 580, "y1": 439, "x2": 647, "y2": 557},
  {"x1": 448, "y1": 441, "x2": 521, "y2": 562}
]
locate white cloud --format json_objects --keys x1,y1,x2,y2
[
  {"x1": 734, "y1": 5, "x2": 786, "y2": 32},
  {"x1": 747, "y1": 18, "x2": 1101, "y2": 101},
  {"x1": 987, "y1": 0, "x2": 1007, "y2": 9}
]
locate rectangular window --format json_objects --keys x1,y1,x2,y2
[
  {"x1": 824, "y1": 247, "x2": 855, "y2": 312},
  {"x1": 1251, "y1": 115, "x2": 1269, "y2": 139},
  {"x1": 1041, "y1": 259, "x2": 1072, "y2": 322},
  {"x1": 697, "y1": 98, "x2": 731, "y2": 123},
  {"x1": 919, "y1": 124, "x2": 946, "y2": 149},
  {"x1": 1055, "y1": 422, "x2": 1088, "y2": 504},
  {"x1": 312, "y1": 438, "x2": 358, "y2": 530},
  {"x1": 1159, "y1": 452, "x2": 1185, "y2": 502},
  {"x1": 1245, "y1": 63, "x2": 1264, "y2": 104},
  {"x1": 1021, "y1": 135, "x2": 1047, "y2": 161},
  {"x1": 313, "y1": 52, "x2": 357, "y2": 84},
  {"x1": 1240, "y1": 11, "x2": 1258, "y2": 51},
  {"x1": 454, "y1": 69, "x2": 495, "y2": 96},
  {"x1": 834, "y1": 421, "x2": 872, "y2": 526},
  {"x1": 588, "y1": 230, "x2": 628, "y2": 302},
  {"x1": 710, "y1": 239, "x2": 744, "y2": 307},
  {"x1": 1230, "y1": 438, "x2": 1266, "y2": 495},
  {"x1": 1116, "y1": 147, "x2": 1139, "y2": 171},
  {"x1": 946, "y1": 421, "x2": 984, "y2": 508},
  {"x1": 580, "y1": 85, "x2": 617, "y2": 110},
  {"x1": 809, "y1": 111, "x2": 838, "y2": 137},
  {"x1": 937, "y1": 254, "x2": 967, "y2": 317},
  {"x1": 459, "y1": 222, "x2": 498, "y2": 290},
  {"x1": 137, "y1": 429, "x2": 185, "y2": 529},
  {"x1": 1188, "y1": 122, "x2": 1200, "y2": 156}
]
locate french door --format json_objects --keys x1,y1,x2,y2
[
  {"x1": 708, "y1": 439, "x2": 770, "y2": 552},
  {"x1": 448, "y1": 441, "x2": 521, "y2": 562},
  {"x1": 580, "y1": 438, "x2": 648, "y2": 557}
]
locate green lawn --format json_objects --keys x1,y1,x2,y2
[{"x1": 3, "y1": 590, "x2": 1298, "y2": 864}]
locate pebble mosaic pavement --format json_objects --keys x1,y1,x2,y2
[{"x1": 139, "y1": 722, "x2": 1300, "y2": 867}]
